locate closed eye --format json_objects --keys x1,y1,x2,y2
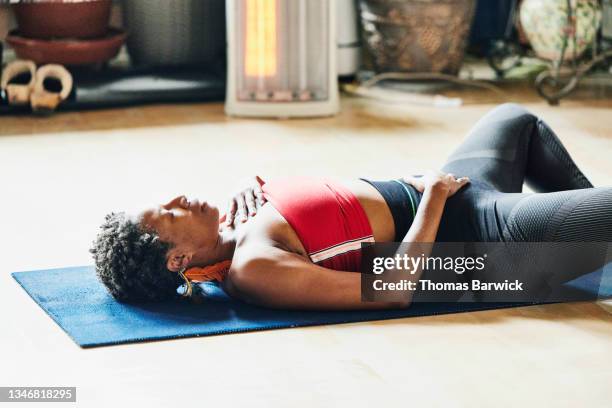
[{"x1": 159, "y1": 209, "x2": 174, "y2": 220}]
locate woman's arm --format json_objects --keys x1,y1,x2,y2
[
  {"x1": 224, "y1": 244, "x2": 408, "y2": 310},
  {"x1": 403, "y1": 180, "x2": 451, "y2": 243},
  {"x1": 385, "y1": 171, "x2": 470, "y2": 303},
  {"x1": 402, "y1": 170, "x2": 470, "y2": 243}
]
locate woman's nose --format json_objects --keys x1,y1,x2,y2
[{"x1": 163, "y1": 195, "x2": 186, "y2": 210}]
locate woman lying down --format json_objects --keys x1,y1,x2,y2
[{"x1": 91, "y1": 104, "x2": 612, "y2": 309}]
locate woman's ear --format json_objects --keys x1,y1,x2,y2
[{"x1": 166, "y1": 248, "x2": 193, "y2": 272}]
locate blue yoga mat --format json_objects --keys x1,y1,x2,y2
[{"x1": 12, "y1": 266, "x2": 611, "y2": 348}]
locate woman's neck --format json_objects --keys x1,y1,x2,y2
[{"x1": 189, "y1": 226, "x2": 238, "y2": 268}]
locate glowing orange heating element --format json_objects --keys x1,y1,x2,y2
[{"x1": 245, "y1": 0, "x2": 277, "y2": 78}]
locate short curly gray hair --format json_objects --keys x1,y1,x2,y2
[{"x1": 90, "y1": 212, "x2": 183, "y2": 302}]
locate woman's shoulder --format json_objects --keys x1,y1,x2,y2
[
  {"x1": 227, "y1": 222, "x2": 308, "y2": 296},
  {"x1": 234, "y1": 203, "x2": 310, "y2": 263}
]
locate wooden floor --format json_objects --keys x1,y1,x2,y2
[{"x1": 1, "y1": 87, "x2": 611, "y2": 407}]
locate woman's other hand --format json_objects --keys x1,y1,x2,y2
[
  {"x1": 226, "y1": 176, "x2": 267, "y2": 226},
  {"x1": 402, "y1": 170, "x2": 470, "y2": 197}
]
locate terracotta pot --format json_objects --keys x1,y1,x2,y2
[
  {"x1": 13, "y1": 0, "x2": 112, "y2": 39},
  {"x1": 7, "y1": 28, "x2": 126, "y2": 66}
]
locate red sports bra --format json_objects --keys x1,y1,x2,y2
[{"x1": 262, "y1": 177, "x2": 374, "y2": 271}]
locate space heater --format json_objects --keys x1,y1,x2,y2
[{"x1": 225, "y1": 0, "x2": 339, "y2": 118}]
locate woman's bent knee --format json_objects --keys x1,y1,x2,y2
[{"x1": 490, "y1": 103, "x2": 537, "y2": 123}]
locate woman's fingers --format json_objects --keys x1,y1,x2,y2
[
  {"x1": 401, "y1": 175, "x2": 425, "y2": 192},
  {"x1": 404, "y1": 171, "x2": 469, "y2": 197},
  {"x1": 457, "y1": 176, "x2": 471, "y2": 189},
  {"x1": 400, "y1": 175, "x2": 413, "y2": 184},
  {"x1": 226, "y1": 191, "x2": 259, "y2": 226},
  {"x1": 447, "y1": 176, "x2": 471, "y2": 197},
  {"x1": 224, "y1": 176, "x2": 267, "y2": 228},
  {"x1": 236, "y1": 194, "x2": 248, "y2": 223},
  {"x1": 253, "y1": 184, "x2": 266, "y2": 206},
  {"x1": 254, "y1": 176, "x2": 266, "y2": 205},
  {"x1": 245, "y1": 190, "x2": 258, "y2": 220},
  {"x1": 255, "y1": 175, "x2": 266, "y2": 186},
  {"x1": 226, "y1": 199, "x2": 238, "y2": 226}
]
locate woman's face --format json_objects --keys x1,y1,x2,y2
[{"x1": 139, "y1": 195, "x2": 221, "y2": 270}]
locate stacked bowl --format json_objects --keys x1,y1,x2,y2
[{"x1": 7, "y1": 0, "x2": 126, "y2": 66}]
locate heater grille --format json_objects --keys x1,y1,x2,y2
[{"x1": 234, "y1": 0, "x2": 331, "y2": 102}]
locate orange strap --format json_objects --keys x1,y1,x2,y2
[{"x1": 184, "y1": 260, "x2": 232, "y2": 283}]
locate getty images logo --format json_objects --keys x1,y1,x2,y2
[{"x1": 371, "y1": 253, "x2": 488, "y2": 275}]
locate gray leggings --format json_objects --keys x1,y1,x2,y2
[
  {"x1": 425, "y1": 103, "x2": 612, "y2": 298},
  {"x1": 439, "y1": 103, "x2": 611, "y2": 243}
]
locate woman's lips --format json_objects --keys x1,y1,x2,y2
[
  {"x1": 184, "y1": 197, "x2": 210, "y2": 213},
  {"x1": 185, "y1": 198, "x2": 200, "y2": 212}
]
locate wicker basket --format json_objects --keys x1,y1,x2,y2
[{"x1": 359, "y1": 0, "x2": 476, "y2": 75}]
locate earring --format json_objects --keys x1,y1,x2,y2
[{"x1": 177, "y1": 267, "x2": 193, "y2": 298}]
